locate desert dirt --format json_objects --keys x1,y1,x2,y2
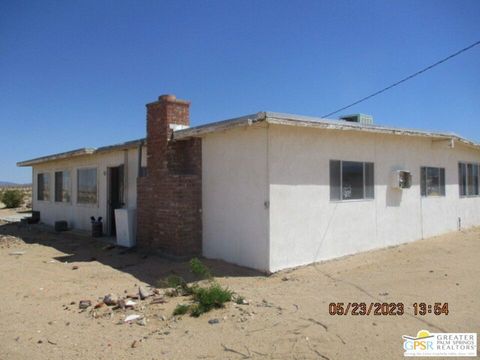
[{"x1": 0, "y1": 210, "x2": 478, "y2": 360}]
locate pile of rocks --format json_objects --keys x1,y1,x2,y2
[{"x1": 77, "y1": 285, "x2": 166, "y2": 325}]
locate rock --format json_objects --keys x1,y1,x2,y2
[
  {"x1": 136, "y1": 318, "x2": 147, "y2": 326},
  {"x1": 79, "y1": 300, "x2": 92, "y2": 309},
  {"x1": 72, "y1": 265, "x2": 78, "y2": 270},
  {"x1": 116, "y1": 299, "x2": 126, "y2": 310},
  {"x1": 208, "y1": 318, "x2": 220, "y2": 325},
  {"x1": 241, "y1": 299, "x2": 249, "y2": 305},
  {"x1": 103, "y1": 294, "x2": 118, "y2": 306},
  {"x1": 124, "y1": 314, "x2": 142, "y2": 323},
  {"x1": 9, "y1": 251, "x2": 26, "y2": 256},
  {"x1": 125, "y1": 300, "x2": 136, "y2": 307},
  {"x1": 150, "y1": 297, "x2": 166, "y2": 305},
  {"x1": 131, "y1": 340, "x2": 139, "y2": 348},
  {"x1": 138, "y1": 286, "x2": 152, "y2": 300}
]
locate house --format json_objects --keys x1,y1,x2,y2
[{"x1": 18, "y1": 94, "x2": 480, "y2": 272}]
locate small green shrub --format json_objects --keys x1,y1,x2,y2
[
  {"x1": 171, "y1": 283, "x2": 234, "y2": 317},
  {"x1": 165, "y1": 275, "x2": 187, "y2": 288},
  {"x1": 173, "y1": 304, "x2": 190, "y2": 316},
  {"x1": 189, "y1": 257, "x2": 212, "y2": 279},
  {"x1": 158, "y1": 275, "x2": 196, "y2": 297},
  {"x1": 190, "y1": 283, "x2": 233, "y2": 317},
  {"x1": 189, "y1": 304, "x2": 204, "y2": 317},
  {"x1": 1, "y1": 190, "x2": 24, "y2": 208}
]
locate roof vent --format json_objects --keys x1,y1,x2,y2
[{"x1": 340, "y1": 114, "x2": 373, "y2": 125}]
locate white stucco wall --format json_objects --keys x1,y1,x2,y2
[
  {"x1": 31, "y1": 147, "x2": 140, "y2": 232},
  {"x1": 201, "y1": 125, "x2": 270, "y2": 271},
  {"x1": 268, "y1": 124, "x2": 480, "y2": 272}
]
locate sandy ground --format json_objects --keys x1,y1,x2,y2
[{"x1": 0, "y1": 212, "x2": 478, "y2": 359}]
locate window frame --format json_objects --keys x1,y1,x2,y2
[
  {"x1": 76, "y1": 167, "x2": 98, "y2": 206},
  {"x1": 37, "y1": 172, "x2": 51, "y2": 202},
  {"x1": 458, "y1": 162, "x2": 480, "y2": 197},
  {"x1": 420, "y1": 166, "x2": 446, "y2": 197},
  {"x1": 329, "y1": 160, "x2": 375, "y2": 201},
  {"x1": 54, "y1": 170, "x2": 71, "y2": 203}
]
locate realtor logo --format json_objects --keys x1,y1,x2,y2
[{"x1": 403, "y1": 330, "x2": 477, "y2": 357}]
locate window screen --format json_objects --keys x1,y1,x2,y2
[
  {"x1": 364, "y1": 162, "x2": 374, "y2": 199},
  {"x1": 77, "y1": 168, "x2": 97, "y2": 204},
  {"x1": 459, "y1": 162, "x2": 479, "y2": 196},
  {"x1": 421, "y1": 166, "x2": 446, "y2": 197},
  {"x1": 37, "y1": 173, "x2": 50, "y2": 201},
  {"x1": 330, "y1": 160, "x2": 374, "y2": 200},
  {"x1": 458, "y1": 163, "x2": 467, "y2": 196},
  {"x1": 329, "y1": 160, "x2": 341, "y2": 200},
  {"x1": 55, "y1": 171, "x2": 71, "y2": 203}
]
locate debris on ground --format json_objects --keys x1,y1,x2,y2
[
  {"x1": 208, "y1": 318, "x2": 220, "y2": 325},
  {"x1": 94, "y1": 302, "x2": 105, "y2": 309},
  {"x1": 138, "y1": 285, "x2": 152, "y2": 300},
  {"x1": 103, "y1": 293, "x2": 118, "y2": 306},
  {"x1": 124, "y1": 314, "x2": 142, "y2": 323},
  {"x1": 150, "y1": 297, "x2": 166, "y2": 305},
  {"x1": 79, "y1": 300, "x2": 92, "y2": 309}
]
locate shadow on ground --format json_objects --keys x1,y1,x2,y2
[{"x1": 0, "y1": 221, "x2": 262, "y2": 285}]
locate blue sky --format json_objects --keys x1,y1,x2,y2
[{"x1": 1, "y1": 0, "x2": 479, "y2": 183}]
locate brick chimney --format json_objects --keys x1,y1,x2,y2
[
  {"x1": 137, "y1": 94, "x2": 202, "y2": 257},
  {"x1": 145, "y1": 94, "x2": 191, "y2": 174}
]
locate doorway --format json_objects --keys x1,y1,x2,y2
[{"x1": 107, "y1": 165, "x2": 125, "y2": 236}]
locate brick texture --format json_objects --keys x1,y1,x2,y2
[{"x1": 136, "y1": 95, "x2": 202, "y2": 256}]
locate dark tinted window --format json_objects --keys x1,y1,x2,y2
[
  {"x1": 37, "y1": 173, "x2": 50, "y2": 201},
  {"x1": 421, "y1": 167, "x2": 445, "y2": 197},
  {"x1": 330, "y1": 160, "x2": 374, "y2": 200},
  {"x1": 329, "y1": 160, "x2": 341, "y2": 200},
  {"x1": 55, "y1": 171, "x2": 70, "y2": 203}
]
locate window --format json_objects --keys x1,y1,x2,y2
[
  {"x1": 459, "y1": 162, "x2": 479, "y2": 196},
  {"x1": 420, "y1": 167, "x2": 445, "y2": 197},
  {"x1": 330, "y1": 160, "x2": 374, "y2": 200},
  {"x1": 77, "y1": 168, "x2": 97, "y2": 204},
  {"x1": 55, "y1": 171, "x2": 71, "y2": 203},
  {"x1": 37, "y1": 173, "x2": 50, "y2": 201}
]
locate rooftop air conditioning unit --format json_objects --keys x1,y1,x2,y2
[
  {"x1": 391, "y1": 170, "x2": 412, "y2": 189},
  {"x1": 340, "y1": 114, "x2": 373, "y2": 125}
]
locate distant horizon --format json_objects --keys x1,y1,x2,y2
[
  {"x1": 0, "y1": 181, "x2": 32, "y2": 186},
  {"x1": 1, "y1": 0, "x2": 479, "y2": 183}
]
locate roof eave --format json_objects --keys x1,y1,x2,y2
[
  {"x1": 17, "y1": 138, "x2": 145, "y2": 167},
  {"x1": 173, "y1": 112, "x2": 267, "y2": 140},
  {"x1": 17, "y1": 148, "x2": 95, "y2": 167},
  {"x1": 264, "y1": 113, "x2": 480, "y2": 150}
]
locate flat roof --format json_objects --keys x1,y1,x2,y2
[
  {"x1": 18, "y1": 111, "x2": 480, "y2": 167},
  {"x1": 174, "y1": 112, "x2": 480, "y2": 150}
]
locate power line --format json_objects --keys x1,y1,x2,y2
[{"x1": 322, "y1": 39, "x2": 480, "y2": 118}]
